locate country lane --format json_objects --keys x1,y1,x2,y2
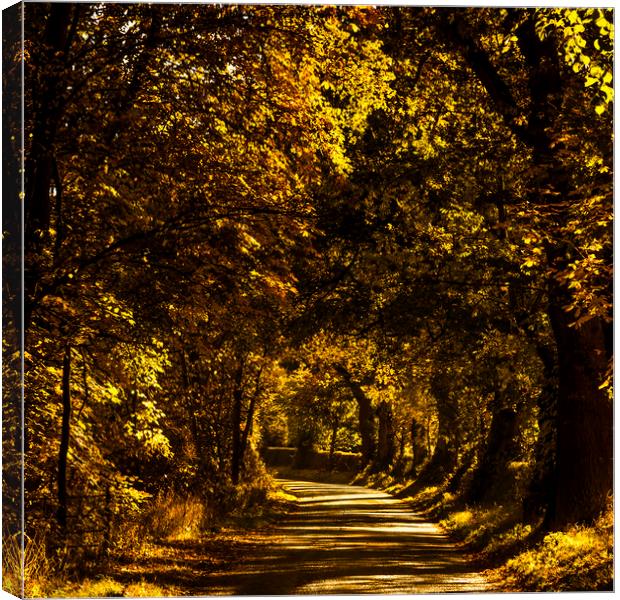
[{"x1": 197, "y1": 478, "x2": 489, "y2": 595}]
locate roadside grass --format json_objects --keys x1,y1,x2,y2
[
  {"x1": 411, "y1": 487, "x2": 613, "y2": 591},
  {"x1": 440, "y1": 503, "x2": 528, "y2": 557},
  {"x1": 26, "y1": 472, "x2": 285, "y2": 597},
  {"x1": 2, "y1": 533, "x2": 24, "y2": 597},
  {"x1": 3, "y1": 532, "x2": 57, "y2": 598},
  {"x1": 49, "y1": 575, "x2": 178, "y2": 597},
  {"x1": 493, "y1": 504, "x2": 613, "y2": 592},
  {"x1": 50, "y1": 576, "x2": 125, "y2": 598},
  {"x1": 140, "y1": 493, "x2": 209, "y2": 543},
  {"x1": 438, "y1": 497, "x2": 613, "y2": 591},
  {"x1": 356, "y1": 464, "x2": 613, "y2": 593}
]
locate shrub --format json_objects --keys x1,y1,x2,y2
[{"x1": 141, "y1": 493, "x2": 211, "y2": 542}]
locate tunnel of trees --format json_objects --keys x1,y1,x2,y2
[{"x1": 2, "y1": 3, "x2": 613, "y2": 591}]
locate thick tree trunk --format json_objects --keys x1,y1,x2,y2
[
  {"x1": 357, "y1": 394, "x2": 375, "y2": 464},
  {"x1": 334, "y1": 365, "x2": 375, "y2": 464},
  {"x1": 340, "y1": 371, "x2": 376, "y2": 465},
  {"x1": 413, "y1": 375, "x2": 458, "y2": 488},
  {"x1": 467, "y1": 397, "x2": 518, "y2": 504},
  {"x1": 25, "y1": 4, "x2": 74, "y2": 248},
  {"x1": 418, "y1": 435, "x2": 456, "y2": 486},
  {"x1": 375, "y1": 401, "x2": 395, "y2": 470},
  {"x1": 548, "y1": 308, "x2": 612, "y2": 526},
  {"x1": 524, "y1": 342, "x2": 558, "y2": 523},
  {"x1": 57, "y1": 345, "x2": 71, "y2": 530},
  {"x1": 518, "y1": 15, "x2": 611, "y2": 524},
  {"x1": 410, "y1": 416, "x2": 428, "y2": 474}
]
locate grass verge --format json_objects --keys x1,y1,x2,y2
[{"x1": 355, "y1": 467, "x2": 613, "y2": 592}]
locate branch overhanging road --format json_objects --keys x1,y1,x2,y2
[{"x1": 199, "y1": 479, "x2": 489, "y2": 595}]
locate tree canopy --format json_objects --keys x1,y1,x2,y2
[{"x1": 3, "y1": 5, "x2": 613, "y2": 593}]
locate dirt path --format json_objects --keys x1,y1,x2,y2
[{"x1": 124, "y1": 478, "x2": 489, "y2": 595}]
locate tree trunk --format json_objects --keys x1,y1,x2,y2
[
  {"x1": 57, "y1": 345, "x2": 71, "y2": 530},
  {"x1": 410, "y1": 416, "x2": 428, "y2": 474},
  {"x1": 230, "y1": 363, "x2": 244, "y2": 485},
  {"x1": 375, "y1": 401, "x2": 395, "y2": 470},
  {"x1": 413, "y1": 375, "x2": 458, "y2": 488},
  {"x1": 328, "y1": 416, "x2": 340, "y2": 471},
  {"x1": 524, "y1": 342, "x2": 558, "y2": 523},
  {"x1": 467, "y1": 398, "x2": 518, "y2": 504},
  {"x1": 334, "y1": 365, "x2": 375, "y2": 464},
  {"x1": 517, "y1": 15, "x2": 611, "y2": 524},
  {"x1": 180, "y1": 350, "x2": 200, "y2": 454},
  {"x1": 293, "y1": 429, "x2": 316, "y2": 469},
  {"x1": 239, "y1": 368, "x2": 263, "y2": 466},
  {"x1": 548, "y1": 307, "x2": 612, "y2": 526},
  {"x1": 25, "y1": 4, "x2": 75, "y2": 250},
  {"x1": 443, "y1": 13, "x2": 612, "y2": 526},
  {"x1": 24, "y1": 5, "x2": 75, "y2": 330}
]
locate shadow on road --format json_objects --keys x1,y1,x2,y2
[{"x1": 111, "y1": 479, "x2": 488, "y2": 595}]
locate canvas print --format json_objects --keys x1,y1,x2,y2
[{"x1": 2, "y1": 3, "x2": 613, "y2": 596}]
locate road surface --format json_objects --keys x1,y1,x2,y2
[{"x1": 197, "y1": 479, "x2": 489, "y2": 594}]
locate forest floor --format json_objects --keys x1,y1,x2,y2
[{"x1": 63, "y1": 477, "x2": 490, "y2": 596}]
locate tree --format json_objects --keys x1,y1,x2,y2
[{"x1": 428, "y1": 7, "x2": 612, "y2": 526}]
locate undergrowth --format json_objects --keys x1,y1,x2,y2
[
  {"x1": 49, "y1": 576, "x2": 178, "y2": 597},
  {"x1": 12, "y1": 471, "x2": 282, "y2": 597},
  {"x1": 3, "y1": 533, "x2": 57, "y2": 598},
  {"x1": 359, "y1": 466, "x2": 613, "y2": 593},
  {"x1": 440, "y1": 503, "x2": 529, "y2": 559},
  {"x1": 494, "y1": 505, "x2": 613, "y2": 591},
  {"x1": 438, "y1": 497, "x2": 613, "y2": 591}
]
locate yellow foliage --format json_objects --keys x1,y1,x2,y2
[{"x1": 497, "y1": 507, "x2": 613, "y2": 591}]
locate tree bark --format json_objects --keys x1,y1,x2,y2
[
  {"x1": 440, "y1": 10, "x2": 612, "y2": 526},
  {"x1": 230, "y1": 362, "x2": 244, "y2": 485},
  {"x1": 410, "y1": 416, "x2": 428, "y2": 474},
  {"x1": 413, "y1": 374, "x2": 458, "y2": 488},
  {"x1": 57, "y1": 345, "x2": 71, "y2": 530},
  {"x1": 180, "y1": 350, "x2": 200, "y2": 453},
  {"x1": 467, "y1": 399, "x2": 518, "y2": 504},
  {"x1": 239, "y1": 367, "x2": 263, "y2": 466},
  {"x1": 328, "y1": 415, "x2": 340, "y2": 471},
  {"x1": 376, "y1": 401, "x2": 395, "y2": 470},
  {"x1": 548, "y1": 307, "x2": 612, "y2": 526},
  {"x1": 25, "y1": 4, "x2": 75, "y2": 248},
  {"x1": 524, "y1": 342, "x2": 558, "y2": 523},
  {"x1": 334, "y1": 365, "x2": 375, "y2": 464}
]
